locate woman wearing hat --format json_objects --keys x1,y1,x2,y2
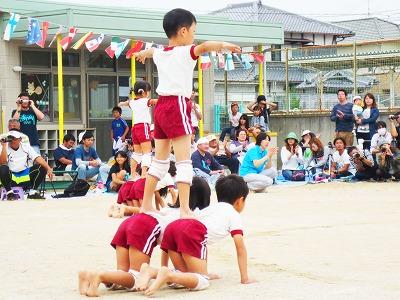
[
  {"x1": 299, "y1": 130, "x2": 316, "y2": 161},
  {"x1": 281, "y1": 132, "x2": 304, "y2": 181}
]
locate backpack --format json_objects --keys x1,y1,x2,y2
[{"x1": 53, "y1": 179, "x2": 90, "y2": 198}]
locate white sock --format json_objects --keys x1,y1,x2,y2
[
  {"x1": 6, "y1": 190, "x2": 14, "y2": 195},
  {"x1": 29, "y1": 190, "x2": 38, "y2": 195}
]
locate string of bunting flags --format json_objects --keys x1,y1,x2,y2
[{"x1": 2, "y1": 12, "x2": 265, "y2": 70}]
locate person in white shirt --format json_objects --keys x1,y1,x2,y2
[
  {"x1": 0, "y1": 130, "x2": 53, "y2": 200},
  {"x1": 0, "y1": 119, "x2": 30, "y2": 145},
  {"x1": 189, "y1": 91, "x2": 202, "y2": 142},
  {"x1": 219, "y1": 102, "x2": 242, "y2": 142},
  {"x1": 331, "y1": 137, "x2": 355, "y2": 178},
  {"x1": 280, "y1": 132, "x2": 304, "y2": 181},
  {"x1": 370, "y1": 121, "x2": 393, "y2": 155}
]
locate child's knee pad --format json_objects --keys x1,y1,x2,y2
[
  {"x1": 190, "y1": 273, "x2": 210, "y2": 291},
  {"x1": 141, "y1": 152, "x2": 152, "y2": 168},
  {"x1": 131, "y1": 152, "x2": 142, "y2": 164},
  {"x1": 148, "y1": 159, "x2": 170, "y2": 180},
  {"x1": 175, "y1": 160, "x2": 193, "y2": 184}
]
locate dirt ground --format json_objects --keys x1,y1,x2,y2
[{"x1": 1, "y1": 182, "x2": 400, "y2": 300}]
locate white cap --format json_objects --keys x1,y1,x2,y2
[
  {"x1": 7, "y1": 130, "x2": 23, "y2": 139},
  {"x1": 207, "y1": 135, "x2": 217, "y2": 141},
  {"x1": 196, "y1": 137, "x2": 209, "y2": 145},
  {"x1": 301, "y1": 130, "x2": 311, "y2": 137},
  {"x1": 78, "y1": 131, "x2": 86, "y2": 143},
  {"x1": 353, "y1": 95, "x2": 362, "y2": 102}
]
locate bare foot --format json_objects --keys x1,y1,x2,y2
[
  {"x1": 78, "y1": 271, "x2": 90, "y2": 295},
  {"x1": 86, "y1": 272, "x2": 102, "y2": 297},
  {"x1": 144, "y1": 266, "x2": 170, "y2": 296},
  {"x1": 135, "y1": 263, "x2": 153, "y2": 291}
]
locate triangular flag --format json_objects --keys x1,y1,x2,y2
[
  {"x1": 217, "y1": 53, "x2": 225, "y2": 69},
  {"x1": 225, "y1": 53, "x2": 235, "y2": 71},
  {"x1": 85, "y1": 34, "x2": 104, "y2": 52},
  {"x1": 251, "y1": 53, "x2": 264, "y2": 64},
  {"x1": 240, "y1": 54, "x2": 252, "y2": 70},
  {"x1": 72, "y1": 32, "x2": 93, "y2": 50},
  {"x1": 115, "y1": 39, "x2": 130, "y2": 59},
  {"x1": 210, "y1": 51, "x2": 218, "y2": 69},
  {"x1": 201, "y1": 53, "x2": 212, "y2": 70},
  {"x1": 105, "y1": 37, "x2": 121, "y2": 58},
  {"x1": 36, "y1": 21, "x2": 49, "y2": 48},
  {"x1": 3, "y1": 13, "x2": 21, "y2": 41},
  {"x1": 60, "y1": 27, "x2": 77, "y2": 50},
  {"x1": 26, "y1": 18, "x2": 42, "y2": 45},
  {"x1": 126, "y1": 40, "x2": 144, "y2": 59},
  {"x1": 48, "y1": 25, "x2": 64, "y2": 47}
]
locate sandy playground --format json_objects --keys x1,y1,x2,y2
[{"x1": 1, "y1": 181, "x2": 400, "y2": 300}]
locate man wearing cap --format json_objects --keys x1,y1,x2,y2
[
  {"x1": 330, "y1": 89, "x2": 355, "y2": 147},
  {"x1": 208, "y1": 134, "x2": 240, "y2": 174},
  {"x1": 191, "y1": 137, "x2": 224, "y2": 185},
  {"x1": 219, "y1": 102, "x2": 242, "y2": 142},
  {"x1": 0, "y1": 119, "x2": 29, "y2": 145},
  {"x1": 0, "y1": 131, "x2": 53, "y2": 200}
]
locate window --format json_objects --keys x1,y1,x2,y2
[
  {"x1": 88, "y1": 75, "x2": 117, "y2": 118},
  {"x1": 21, "y1": 50, "x2": 50, "y2": 68},
  {"x1": 53, "y1": 75, "x2": 81, "y2": 121},
  {"x1": 271, "y1": 45, "x2": 281, "y2": 62},
  {"x1": 52, "y1": 52, "x2": 80, "y2": 67},
  {"x1": 86, "y1": 52, "x2": 115, "y2": 69},
  {"x1": 21, "y1": 73, "x2": 51, "y2": 121}
]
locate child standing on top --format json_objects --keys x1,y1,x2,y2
[
  {"x1": 119, "y1": 81, "x2": 156, "y2": 177},
  {"x1": 135, "y1": 8, "x2": 241, "y2": 218},
  {"x1": 110, "y1": 107, "x2": 129, "y2": 155}
]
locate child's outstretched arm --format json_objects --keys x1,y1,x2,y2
[
  {"x1": 233, "y1": 234, "x2": 256, "y2": 284},
  {"x1": 135, "y1": 48, "x2": 154, "y2": 64},
  {"x1": 194, "y1": 41, "x2": 241, "y2": 57}
]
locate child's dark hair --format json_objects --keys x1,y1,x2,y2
[
  {"x1": 215, "y1": 175, "x2": 249, "y2": 205},
  {"x1": 133, "y1": 80, "x2": 151, "y2": 97},
  {"x1": 376, "y1": 120, "x2": 387, "y2": 128},
  {"x1": 82, "y1": 131, "x2": 94, "y2": 141},
  {"x1": 169, "y1": 177, "x2": 210, "y2": 210},
  {"x1": 163, "y1": 8, "x2": 197, "y2": 38},
  {"x1": 253, "y1": 105, "x2": 261, "y2": 111},
  {"x1": 114, "y1": 151, "x2": 129, "y2": 171},
  {"x1": 112, "y1": 106, "x2": 122, "y2": 114},
  {"x1": 18, "y1": 92, "x2": 29, "y2": 98},
  {"x1": 63, "y1": 133, "x2": 76, "y2": 143}
]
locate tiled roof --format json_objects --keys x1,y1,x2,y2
[
  {"x1": 210, "y1": 1, "x2": 353, "y2": 36},
  {"x1": 214, "y1": 67, "x2": 256, "y2": 82},
  {"x1": 333, "y1": 18, "x2": 400, "y2": 42}
]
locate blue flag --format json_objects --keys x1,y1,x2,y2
[{"x1": 26, "y1": 18, "x2": 42, "y2": 45}]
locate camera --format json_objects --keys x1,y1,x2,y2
[
  {"x1": 353, "y1": 153, "x2": 361, "y2": 159},
  {"x1": 0, "y1": 137, "x2": 13, "y2": 143},
  {"x1": 389, "y1": 113, "x2": 400, "y2": 120}
]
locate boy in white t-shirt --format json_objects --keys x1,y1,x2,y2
[
  {"x1": 135, "y1": 175, "x2": 256, "y2": 295},
  {"x1": 135, "y1": 8, "x2": 241, "y2": 218},
  {"x1": 220, "y1": 102, "x2": 242, "y2": 142}
]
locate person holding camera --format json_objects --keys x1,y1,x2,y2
[
  {"x1": 388, "y1": 112, "x2": 400, "y2": 147},
  {"x1": 0, "y1": 131, "x2": 53, "y2": 200},
  {"x1": 11, "y1": 92, "x2": 44, "y2": 154},
  {"x1": 375, "y1": 143, "x2": 400, "y2": 180},
  {"x1": 370, "y1": 121, "x2": 392, "y2": 155},
  {"x1": 347, "y1": 146, "x2": 376, "y2": 181}
]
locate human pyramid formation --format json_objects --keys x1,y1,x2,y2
[{"x1": 78, "y1": 8, "x2": 256, "y2": 297}]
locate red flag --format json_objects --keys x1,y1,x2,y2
[
  {"x1": 126, "y1": 40, "x2": 144, "y2": 59},
  {"x1": 60, "y1": 27, "x2": 77, "y2": 50},
  {"x1": 105, "y1": 45, "x2": 115, "y2": 58},
  {"x1": 36, "y1": 21, "x2": 49, "y2": 48},
  {"x1": 251, "y1": 53, "x2": 264, "y2": 64}
]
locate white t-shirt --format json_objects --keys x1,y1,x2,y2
[
  {"x1": 370, "y1": 132, "x2": 392, "y2": 150},
  {"x1": 0, "y1": 143, "x2": 40, "y2": 172},
  {"x1": 129, "y1": 98, "x2": 151, "y2": 125},
  {"x1": 229, "y1": 111, "x2": 242, "y2": 127},
  {"x1": 156, "y1": 173, "x2": 175, "y2": 191},
  {"x1": 333, "y1": 150, "x2": 354, "y2": 174},
  {"x1": 281, "y1": 146, "x2": 304, "y2": 170},
  {"x1": 191, "y1": 103, "x2": 200, "y2": 127},
  {"x1": 198, "y1": 202, "x2": 243, "y2": 245},
  {"x1": 153, "y1": 45, "x2": 198, "y2": 99}
]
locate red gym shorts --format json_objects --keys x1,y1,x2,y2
[
  {"x1": 132, "y1": 123, "x2": 151, "y2": 145},
  {"x1": 161, "y1": 219, "x2": 207, "y2": 260},
  {"x1": 111, "y1": 213, "x2": 161, "y2": 256},
  {"x1": 154, "y1": 95, "x2": 193, "y2": 140}
]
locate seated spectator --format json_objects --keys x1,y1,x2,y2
[
  {"x1": 0, "y1": 119, "x2": 30, "y2": 145},
  {"x1": 281, "y1": 132, "x2": 304, "y2": 181},
  {"x1": 248, "y1": 105, "x2": 266, "y2": 133},
  {"x1": 331, "y1": 137, "x2": 355, "y2": 179},
  {"x1": 234, "y1": 113, "x2": 250, "y2": 140},
  {"x1": 370, "y1": 121, "x2": 392, "y2": 155},
  {"x1": 72, "y1": 132, "x2": 102, "y2": 183},
  {"x1": 191, "y1": 137, "x2": 224, "y2": 185},
  {"x1": 0, "y1": 130, "x2": 53, "y2": 200},
  {"x1": 229, "y1": 129, "x2": 250, "y2": 164},
  {"x1": 299, "y1": 130, "x2": 316, "y2": 161},
  {"x1": 208, "y1": 135, "x2": 240, "y2": 174},
  {"x1": 104, "y1": 151, "x2": 131, "y2": 192},
  {"x1": 219, "y1": 102, "x2": 242, "y2": 142},
  {"x1": 239, "y1": 132, "x2": 278, "y2": 192},
  {"x1": 304, "y1": 137, "x2": 330, "y2": 175},
  {"x1": 53, "y1": 133, "x2": 76, "y2": 171},
  {"x1": 347, "y1": 146, "x2": 376, "y2": 181},
  {"x1": 375, "y1": 143, "x2": 400, "y2": 181}
]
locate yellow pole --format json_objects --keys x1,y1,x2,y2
[
  {"x1": 131, "y1": 40, "x2": 136, "y2": 124},
  {"x1": 198, "y1": 56, "x2": 204, "y2": 138},
  {"x1": 1, "y1": 110, "x2": 5, "y2": 134},
  {"x1": 57, "y1": 34, "x2": 64, "y2": 143},
  {"x1": 258, "y1": 45, "x2": 264, "y2": 95}
]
